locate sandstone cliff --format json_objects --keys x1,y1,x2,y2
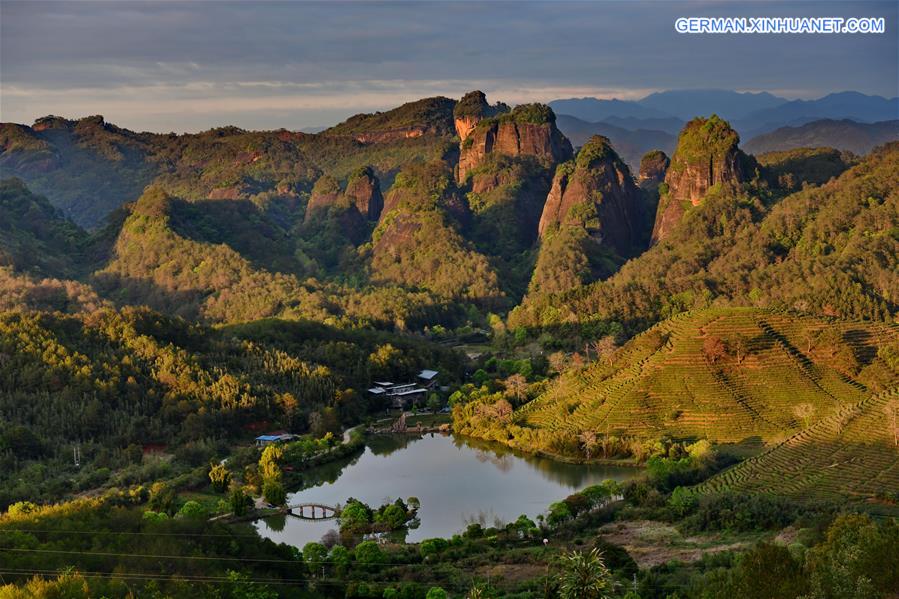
[
  {"x1": 453, "y1": 91, "x2": 509, "y2": 142},
  {"x1": 344, "y1": 166, "x2": 384, "y2": 220},
  {"x1": 525, "y1": 137, "x2": 642, "y2": 299},
  {"x1": 651, "y1": 116, "x2": 753, "y2": 244},
  {"x1": 537, "y1": 135, "x2": 642, "y2": 258},
  {"x1": 457, "y1": 103, "x2": 573, "y2": 182}
]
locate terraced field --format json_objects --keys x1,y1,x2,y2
[
  {"x1": 519, "y1": 307, "x2": 898, "y2": 444},
  {"x1": 695, "y1": 388, "x2": 899, "y2": 509}
]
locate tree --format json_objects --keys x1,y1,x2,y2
[
  {"x1": 329, "y1": 545, "x2": 350, "y2": 575},
  {"x1": 549, "y1": 351, "x2": 568, "y2": 374},
  {"x1": 667, "y1": 486, "x2": 697, "y2": 517},
  {"x1": 557, "y1": 548, "x2": 613, "y2": 599},
  {"x1": 703, "y1": 335, "x2": 727, "y2": 364},
  {"x1": 277, "y1": 392, "x2": 298, "y2": 429},
  {"x1": 427, "y1": 393, "x2": 442, "y2": 413},
  {"x1": 729, "y1": 333, "x2": 749, "y2": 365},
  {"x1": 229, "y1": 487, "x2": 251, "y2": 516},
  {"x1": 302, "y1": 542, "x2": 328, "y2": 575},
  {"x1": 177, "y1": 500, "x2": 207, "y2": 520},
  {"x1": 339, "y1": 500, "x2": 371, "y2": 532},
  {"x1": 259, "y1": 445, "x2": 283, "y2": 482},
  {"x1": 354, "y1": 540, "x2": 384, "y2": 565},
  {"x1": 803, "y1": 514, "x2": 898, "y2": 599},
  {"x1": 731, "y1": 542, "x2": 807, "y2": 599},
  {"x1": 226, "y1": 570, "x2": 278, "y2": 599},
  {"x1": 148, "y1": 482, "x2": 175, "y2": 514},
  {"x1": 420, "y1": 538, "x2": 449, "y2": 558},
  {"x1": 208, "y1": 462, "x2": 232, "y2": 493},
  {"x1": 320, "y1": 529, "x2": 339, "y2": 549},
  {"x1": 592, "y1": 336, "x2": 618, "y2": 365},
  {"x1": 426, "y1": 588, "x2": 448, "y2": 599},
  {"x1": 579, "y1": 431, "x2": 598, "y2": 459},
  {"x1": 262, "y1": 480, "x2": 286, "y2": 506},
  {"x1": 6, "y1": 501, "x2": 37, "y2": 517},
  {"x1": 503, "y1": 373, "x2": 528, "y2": 404}
]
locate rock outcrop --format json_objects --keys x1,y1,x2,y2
[
  {"x1": 453, "y1": 91, "x2": 509, "y2": 142},
  {"x1": 304, "y1": 175, "x2": 342, "y2": 221},
  {"x1": 651, "y1": 116, "x2": 753, "y2": 244},
  {"x1": 525, "y1": 137, "x2": 642, "y2": 299},
  {"x1": 303, "y1": 174, "x2": 367, "y2": 244},
  {"x1": 344, "y1": 166, "x2": 384, "y2": 220},
  {"x1": 457, "y1": 103, "x2": 573, "y2": 182},
  {"x1": 637, "y1": 150, "x2": 670, "y2": 191},
  {"x1": 537, "y1": 136, "x2": 642, "y2": 258}
]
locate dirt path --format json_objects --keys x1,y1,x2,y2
[{"x1": 597, "y1": 520, "x2": 753, "y2": 568}]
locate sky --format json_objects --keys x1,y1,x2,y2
[{"x1": 1, "y1": 0, "x2": 896, "y2": 132}]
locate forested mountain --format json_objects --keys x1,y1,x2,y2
[
  {"x1": 744, "y1": 118, "x2": 899, "y2": 155},
  {"x1": 510, "y1": 138, "x2": 898, "y2": 335},
  {"x1": 0, "y1": 99, "x2": 457, "y2": 229},
  {"x1": 3, "y1": 94, "x2": 897, "y2": 340}
]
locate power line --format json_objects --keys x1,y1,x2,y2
[
  {"x1": 0, "y1": 568, "x2": 478, "y2": 590},
  {"x1": 0, "y1": 547, "x2": 301, "y2": 564},
  {"x1": 0, "y1": 527, "x2": 269, "y2": 539},
  {"x1": 0, "y1": 546, "x2": 451, "y2": 567}
]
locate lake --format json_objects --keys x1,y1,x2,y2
[{"x1": 255, "y1": 433, "x2": 641, "y2": 547}]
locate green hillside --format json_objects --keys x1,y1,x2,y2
[
  {"x1": 0, "y1": 178, "x2": 91, "y2": 277},
  {"x1": 455, "y1": 308, "x2": 898, "y2": 457},
  {"x1": 697, "y1": 389, "x2": 899, "y2": 508},
  {"x1": 0, "y1": 307, "x2": 464, "y2": 505}
]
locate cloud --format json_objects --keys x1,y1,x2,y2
[{"x1": 1, "y1": 0, "x2": 896, "y2": 131}]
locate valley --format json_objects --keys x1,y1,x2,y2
[{"x1": 1, "y1": 86, "x2": 897, "y2": 598}]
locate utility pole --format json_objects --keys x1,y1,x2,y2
[{"x1": 73, "y1": 444, "x2": 81, "y2": 467}]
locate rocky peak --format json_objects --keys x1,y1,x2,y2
[
  {"x1": 32, "y1": 115, "x2": 76, "y2": 132},
  {"x1": 304, "y1": 175, "x2": 342, "y2": 222},
  {"x1": 638, "y1": 150, "x2": 670, "y2": 190},
  {"x1": 344, "y1": 166, "x2": 384, "y2": 221},
  {"x1": 651, "y1": 115, "x2": 752, "y2": 244},
  {"x1": 381, "y1": 161, "x2": 468, "y2": 225},
  {"x1": 302, "y1": 174, "x2": 367, "y2": 244},
  {"x1": 453, "y1": 91, "x2": 509, "y2": 142},
  {"x1": 537, "y1": 135, "x2": 641, "y2": 257},
  {"x1": 457, "y1": 103, "x2": 573, "y2": 182}
]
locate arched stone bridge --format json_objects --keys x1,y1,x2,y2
[{"x1": 288, "y1": 503, "x2": 341, "y2": 520}]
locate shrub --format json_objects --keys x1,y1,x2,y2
[
  {"x1": 354, "y1": 540, "x2": 384, "y2": 565},
  {"x1": 177, "y1": 500, "x2": 207, "y2": 519},
  {"x1": 262, "y1": 480, "x2": 286, "y2": 506},
  {"x1": 419, "y1": 538, "x2": 449, "y2": 558}
]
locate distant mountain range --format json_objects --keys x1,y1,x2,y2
[
  {"x1": 554, "y1": 115, "x2": 675, "y2": 168},
  {"x1": 744, "y1": 119, "x2": 899, "y2": 156},
  {"x1": 549, "y1": 90, "x2": 898, "y2": 141}
]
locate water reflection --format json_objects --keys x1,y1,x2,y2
[{"x1": 256, "y1": 433, "x2": 640, "y2": 548}]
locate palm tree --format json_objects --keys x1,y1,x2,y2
[
  {"x1": 466, "y1": 583, "x2": 487, "y2": 599},
  {"x1": 557, "y1": 548, "x2": 613, "y2": 599}
]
